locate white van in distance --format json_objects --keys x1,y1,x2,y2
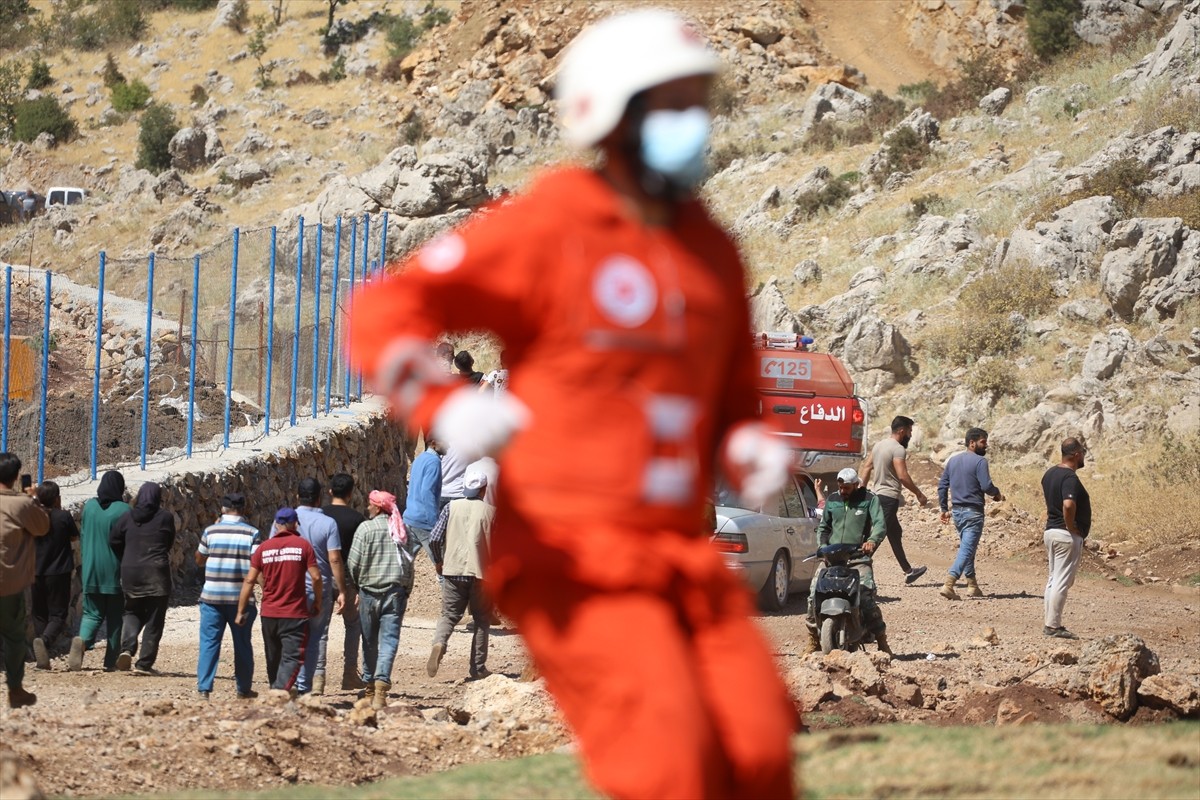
[{"x1": 46, "y1": 187, "x2": 86, "y2": 207}]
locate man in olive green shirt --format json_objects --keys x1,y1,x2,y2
[
  {"x1": 859, "y1": 415, "x2": 929, "y2": 584},
  {"x1": 805, "y1": 468, "x2": 891, "y2": 654}
]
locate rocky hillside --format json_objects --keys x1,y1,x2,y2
[{"x1": 1, "y1": 0, "x2": 1198, "y2": 552}]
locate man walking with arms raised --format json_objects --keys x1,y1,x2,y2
[
  {"x1": 1042, "y1": 437, "x2": 1090, "y2": 639},
  {"x1": 937, "y1": 427, "x2": 1004, "y2": 600}
]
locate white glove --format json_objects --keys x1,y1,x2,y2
[
  {"x1": 724, "y1": 424, "x2": 793, "y2": 509},
  {"x1": 432, "y1": 385, "x2": 531, "y2": 461}
]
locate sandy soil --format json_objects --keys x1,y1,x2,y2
[
  {"x1": 806, "y1": 0, "x2": 941, "y2": 93},
  {"x1": 2, "y1": 481, "x2": 1197, "y2": 797}
]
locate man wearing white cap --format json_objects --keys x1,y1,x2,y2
[
  {"x1": 806, "y1": 468, "x2": 891, "y2": 654},
  {"x1": 349, "y1": 9, "x2": 795, "y2": 798},
  {"x1": 427, "y1": 464, "x2": 495, "y2": 681}
]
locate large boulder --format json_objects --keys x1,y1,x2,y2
[
  {"x1": 842, "y1": 315, "x2": 913, "y2": 395},
  {"x1": 1077, "y1": 633, "x2": 1161, "y2": 719},
  {"x1": 1142, "y1": 229, "x2": 1200, "y2": 319},
  {"x1": 1137, "y1": 672, "x2": 1200, "y2": 717},
  {"x1": 892, "y1": 213, "x2": 984, "y2": 275},
  {"x1": 798, "y1": 83, "x2": 873, "y2": 134},
  {"x1": 1099, "y1": 217, "x2": 1184, "y2": 319},
  {"x1": 1081, "y1": 327, "x2": 1136, "y2": 380},
  {"x1": 169, "y1": 127, "x2": 217, "y2": 171},
  {"x1": 978, "y1": 87, "x2": 1012, "y2": 116},
  {"x1": 751, "y1": 277, "x2": 800, "y2": 333}
]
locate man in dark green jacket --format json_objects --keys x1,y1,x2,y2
[{"x1": 805, "y1": 468, "x2": 891, "y2": 654}]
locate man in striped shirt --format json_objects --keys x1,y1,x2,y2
[{"x1": 195, "y1": 493, "x2": 262, "y2": 700}]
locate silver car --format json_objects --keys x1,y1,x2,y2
[{"x1": 711, "y1": 472, "x2": 821, "y2": 612}]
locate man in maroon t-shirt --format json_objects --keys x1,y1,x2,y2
[{"x1": 237, "y1": 508, "x2": 321, "y2": 693}]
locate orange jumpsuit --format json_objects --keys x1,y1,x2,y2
[{"x1": 350, "y1": 167, "x2": 797, "y2": 799}]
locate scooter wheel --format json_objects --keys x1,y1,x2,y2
[{"x1": 820, "y1": 617, "x2": 845, "y2": 654}]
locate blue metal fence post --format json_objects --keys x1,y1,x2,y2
[
  {"x1": 289, "y1": 216, "x2": 304, "y2": 427},
  {"x1": 324, "y1": 217, "x2": 342, "y2": 415},
  {"x1": 90, "y1": 253, "x2": 105, "y2": 479},
  {"x1": 311, "y1": 223, "x2": 322, "y2": 418},
  {"x1": 186, "y1": 255, "x2": 199, "y2": 457},
  {"x1": 344, "y1": 217, "x2": 357, "y2": 406},
  {"x1": 37, "y1": 271, "x2": 51, "y2": 483},
  {"x1": 224, "y1": 228, "x2": 239, "y2": 448},
  {"x1": 265, "y1": 227, "x2": 277, "y2": 436},
  {"x1": 357, "y1": 214, "x2": 369, "y2": 401},
  {"x1": 140, "y1": 253, "x2": 155, "y2": 471},
  {"x1": 379, "y1": 211, "x2": 389, "y2": 274},
  {"x1": 1, "y1": 266, "x2": 10, "y2": 452}
]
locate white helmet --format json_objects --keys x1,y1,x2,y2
[{"x1": 555, "y1": 9, "x2": 721, "y2": 149}]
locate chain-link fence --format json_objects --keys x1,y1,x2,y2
[{"x1": 0, "y1": 213, "x2": 390, "y2": 486}]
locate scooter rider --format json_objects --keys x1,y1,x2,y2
[{"x1": 805, "y1": 467, "x2": 891, "y2": 654}]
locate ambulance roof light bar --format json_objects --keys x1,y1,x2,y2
[{"x1": 757, "y1": 331, "x2": 815, "y2": 351}]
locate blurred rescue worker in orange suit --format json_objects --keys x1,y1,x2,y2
[{"x1": 349, "y1": 9, "x2": 798, "y2": 799}]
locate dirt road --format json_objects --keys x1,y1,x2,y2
[
  {"x1": 2, "y1": 500, "x2": 1197, "y2": 797},
  {"x1": 806, "y1": 0, "x2": 940, "y2": 93}
]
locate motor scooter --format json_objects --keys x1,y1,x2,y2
[{"x1": 803, "y1": 542, "x2": 877, "y2": 654}]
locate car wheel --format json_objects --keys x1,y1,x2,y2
[
  {"x1": 819, "y1": 616, "x2": 844, "y2": 655},
  {"x1": 759, "y1": 550, "x2": 790, "y2": 612}
]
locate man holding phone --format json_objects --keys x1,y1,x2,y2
[{"x1": 0, "y1": 453, "x2": 50, "y2": 707}]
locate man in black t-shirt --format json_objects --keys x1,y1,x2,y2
[
  {"x1": 32, "y1": 481, "x2": 78, "y2": 668},
  {"x1": 1041, "y1": 437, "x2": 1091, "y2": 640},
  {"x1": 323, "y1": 473, "x2": 367, "y2": 690}
]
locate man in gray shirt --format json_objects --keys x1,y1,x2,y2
[
  {"x1": 859, "y1": 415, "x2": 929, "y2": 585},
  {"x1": 936, "y1": 427, "x2": 1004, "y2": 600},
  {"x1": 294, "y1": 477, "x2": 347, "y2": 695}
]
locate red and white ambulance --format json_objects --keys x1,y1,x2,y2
[{"x1": 754, "y1": 332, "x2": 867, "y2": 482}]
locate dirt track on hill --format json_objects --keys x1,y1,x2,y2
[
  {"x1": 807, "y1": 0, "x2": 940, "y2": 93},
  {"x1": 2, "y1": 477, "x2": 1198, "y2": 797}
]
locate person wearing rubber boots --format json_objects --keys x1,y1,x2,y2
[
  {"x1": 805, "y1": 468, "x2": 892, "y2": 655},
  {"x1": 348, "y1": 9, "x2": 797, "y2": 799}
]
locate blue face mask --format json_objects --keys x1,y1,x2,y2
[{"x1": 639, "y1": 107, "x2": 711, "y2": 190}]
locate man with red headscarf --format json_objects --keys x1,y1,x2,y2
[
  {"x1": 350, "y1": 9, "x2": 796, "y2": 799},
  {"x1": 345, "y1": 489, "x2": 410, "y2": 710}
]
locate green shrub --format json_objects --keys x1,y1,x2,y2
[
  {"x1": 922, "y1": 314, "x2": 1023, "y2": 366},
  {"x1": 386, "y1": 14, "x2": 421, "y2": 59},
  {"x1": 247, "y1": 16, "x2": 275, "y2": 89},
  {"x1": 877, "y1": 125, "x2": 929, "y2": 179},
  {"x1": 189, "y1": 83, "x2": 208, "y2": 106},
  {"x1": 1027, "y1": 0, "x2": 1082, "y2": 61},
  {"x1": 0, "y1": 60, "x2": 25, "y2": 137},
  {"x1": 1152, "y1": 431, "x2": 1200, "y2": 484},
  {"x1": 68, "y1": 0, "x2": 147, "y2": 50},
  {"x1": 136, "y1": 101, "x2": 178, "y2": 173},
  {"x1": 1140, "y1": 188, "x2": 1200, "y2": 230},
  {"x1": 803, "y1": 117, "x2": 873, "y2": 153},
  {"x1": 965, "y1": 359, "x2": 1019, "y2": 396},
  {"x1": 0, "y1": 0, "x2": 35, "y2": 47},
  {"x1": 898, "y1": 80, "x2": 935, "y2": 103},
  {"x1": 13, "y1": 95, "x2": 76, "y2": 144},
  {"x1": 960, "y1": 263, "x2": 1058, "y2": 318},
  {"x1": 401, "y1": 112, "x2": 426, "y2": 146},
  {"x1": 320, "y1": 53, "x2": 347, "y2": 83},
  {"x1": 101, "y1": 54, "x2": 125, "y2": 89},
  {"x1": 795, "y1": 175, "x2": 856, "y2": 219},
  {"x1": 1135, "y1": 91, "x2": 1200, "y2": 136},
  {"x1": 26, "y1": 57, "x2": 52, "y2": 90},
  {"x1": 111, "y1": 78, "x2": 151, "y2": 112},
  {"x1": 907, "y1": 193, "x2": 946, "y2": 220}
]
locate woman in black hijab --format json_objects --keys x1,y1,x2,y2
[{"x1": 109, "y1": 482, "x2": 176, "y2": 674}]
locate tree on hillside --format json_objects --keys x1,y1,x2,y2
[
  {"x1": 1027, "y1": 0, "x2": 1082, "y2": 61},
  {"x1": 136, "y1": 102, "x2": 179, "y2": 173},
  {"x1": 324, "y1": 0, "x2": 351, "y2": 36}
]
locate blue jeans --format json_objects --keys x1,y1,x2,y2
[
  {"x1": 197, "y1": 602, "x2": 256, "y2": 694},
  {"x1": 297, "y1": 586, "x2": 333, "y2": 693},
  {"x1": 359, "y1": 586, "x2": 409, "y2": 686},
  {"x1": 949, "y1": 507, "x2": 985, "y2": 579}
]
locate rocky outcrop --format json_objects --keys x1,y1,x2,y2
[
  {"x1": 169, "y1": 127, "x2": 223, "y2": 171},
  {"x1": 1003, "y1": 195, "x2": 1120, "y2": 281},
  {"x1": 1099, "y1": 217, "x2": 1185, "y2": 319},
  {"x1": 842, "y1": 314, "x2": 914, "y2": 395},
  {"x1": 1082, "y1": 327, "x2": 1137, "y2": 380},
  {"x1": 799, "y1": 83, "x2": 872, "y2": 134},
  {"x1": 1118, "y1": 0, "x2": 1200, "y2": 87},
  {"x1": 901, "y1": 0, "x2": 1028, "y2": 70},
  {"x1": 751, "y1": 277, "x2": 800, "y2": 333},
  {"x1": 978, "y1": 87, "x2": 1012, "y2": 116},
  {"x1": 892, "y1": 213, "x2": 984, "y2": 275},
  {"x1": 1137, "y1": 672, "x2": 1200, "y2": 717}
]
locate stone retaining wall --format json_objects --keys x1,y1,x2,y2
[{"x1": 66, "y1": 407, "x2": 410, "y2": 594}]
